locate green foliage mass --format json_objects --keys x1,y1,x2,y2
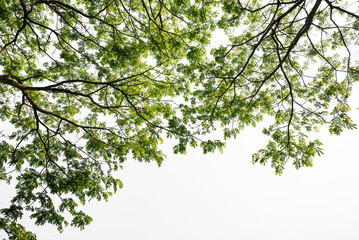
[{"x1": 0, "y1": 0, "x2": 358, "y2": 238}]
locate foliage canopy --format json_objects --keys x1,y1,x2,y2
[{"x1": 0, "y1": 0, "x2": 358, "y2": 238}]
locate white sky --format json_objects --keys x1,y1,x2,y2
[
  {"x1": 1, "y1": 27, "x2": 359, "y2": 240},
  {"x1": 1, "y1": 85, "x2": 359, "y2": 239}
]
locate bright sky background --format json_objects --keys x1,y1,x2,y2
[
  {"x1": 2, "y1": 85, "x2": 359, "y2": 239},
  {"x1": 1, "y1": 29, "x2": 359, "y2": 240}
]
